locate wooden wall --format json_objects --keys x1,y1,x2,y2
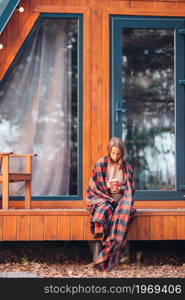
[
  {"x1": 0, "y1": 209, "x2": 91, "y2": 241},
  {"x1": 0, "y1": 209, "x2": 185, "y2": 241},
  {"x1": 1, "y1": 0, "x2": 185, "y2": 209}
]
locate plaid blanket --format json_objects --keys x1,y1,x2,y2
[{"x1": 86, "y1": 156, "x2": 136, "y2": 271}]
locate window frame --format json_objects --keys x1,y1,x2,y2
[
  {"x1": 0, "y1": 0, "x2": 21, "y2": 33},
  {"x1": 0, "y1": 13, "x2": 83, "y2": 201},
  {"x1": 110, "y1": 15, "x2": 185, "y2": 200}
]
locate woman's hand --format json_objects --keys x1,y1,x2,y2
[
  {"x1": 107, "y1": 181, "x2": 126, "y2": 194},
  {"x1": 107, "y1": 181, "x2": 112, "y2": 189}
]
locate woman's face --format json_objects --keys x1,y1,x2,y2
[{"x1": 110, "y1": 146, "x2": 121, "y2": 162}]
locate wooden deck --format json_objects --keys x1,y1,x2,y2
[{"x1": 0, "y1": 208, "x2": 185, "y2": 241}]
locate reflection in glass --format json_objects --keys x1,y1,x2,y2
[
  {"x1": 0, "y1": 18, "x2": 79, "y2": 196},
  {"x1": 121, "y1": 29, "x2": 175, "y2": 190},
  {"x1": 0, "y1": 0, "x2": 10, "y2": 17}
]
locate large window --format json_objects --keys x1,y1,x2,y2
[
  {"x1": 0, "y1": 14, "x2": 83, "y2": 200},
  {"x1": 111, "y1": 16, "x2": 185, "y2": 200}
]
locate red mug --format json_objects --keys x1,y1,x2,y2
[{"x1": 109, "y1": 178, "x2": 120, "y2": 188}]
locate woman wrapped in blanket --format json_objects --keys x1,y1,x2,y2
[{"x1": 86, "y1": 137, "x2": 136, "y2": 271}]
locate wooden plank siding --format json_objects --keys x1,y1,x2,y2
[
  {"x1": 0, "y1": 216, "x2": 3, "y2": 240},
  {"x1": 150, "y1": 216, "x2": 164, "y2": 240},
  {"x1": 137, "y1": 216, "x2": 151, "y2": 240},
  {"x1": 57, "y1": 216, "x2": 71, "y2": 240},
  {"x1": 177, "y1": 216, "x2": 185, "y2": 239},
  {"x1": 0, "y1": 209, "x2": 184, "y2": 241},
  {"x1": 44, "y1": 216, "x2": 58, "y2": 240},
  {"x1": 17, "y1": 216, "x2": 31, "y2": 240},
  {"x1": 3, "y1": 216, "x2": 17, "y2": 240}
]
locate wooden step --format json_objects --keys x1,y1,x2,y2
[{"x1": 0, "y1": 208, "x2": 185, "y2": 216}]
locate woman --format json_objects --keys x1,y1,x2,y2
[{"x1": 86, "y1": 137, "x2": 136, "y2": 271}]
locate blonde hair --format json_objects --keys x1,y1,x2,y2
[{"x1": 107, "y1": 137, "x2": 126, "y2": 169}]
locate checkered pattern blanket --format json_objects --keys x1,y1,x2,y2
[{"x1": 86, "y1": 156, "x2": 136, "y2": 271}]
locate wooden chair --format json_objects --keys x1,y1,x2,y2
[{"x1": 0, "y1": 152, "x2": 37, "y2": 210}]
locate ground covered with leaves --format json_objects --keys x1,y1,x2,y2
[{"x1": 0, "y1": 241, "x2": 185, "y2": 277}]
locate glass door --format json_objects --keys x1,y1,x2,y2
[{"x1": 111, "y1": 16, "x2": 185, "y2": 200}]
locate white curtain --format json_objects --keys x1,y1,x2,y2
[{"x1": 0, "y1": 19, "x2": 74, "y2": 195}]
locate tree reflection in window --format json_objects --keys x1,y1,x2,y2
[{"x1": 121, "y1": 29, "x2": 175, "y2": 190}]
